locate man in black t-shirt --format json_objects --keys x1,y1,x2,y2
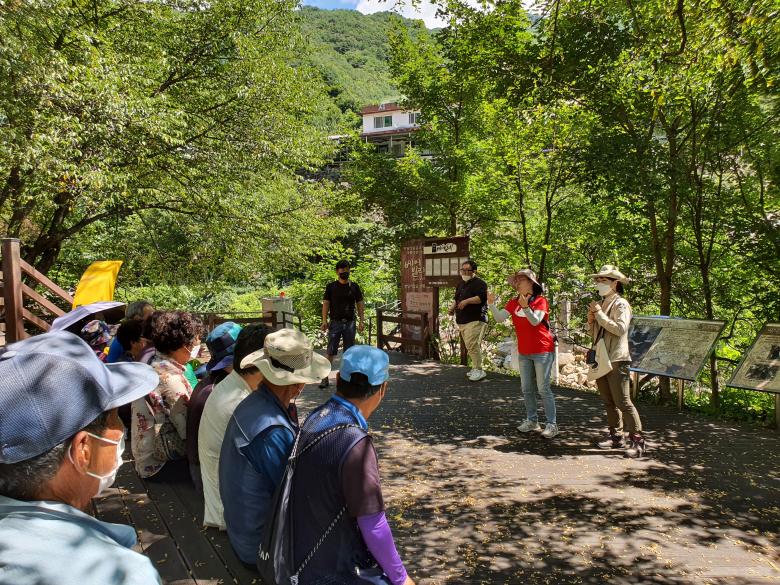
[
  {"x1": 320, "y1": 259, "x2": 365, "y2": 388},
  {"x1": 449, "y1": 259, "x2": 488, "y2": 381}
]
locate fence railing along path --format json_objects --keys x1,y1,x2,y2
[{"x1": 1, "y1": 238, "x2": 75, "y2": 343}]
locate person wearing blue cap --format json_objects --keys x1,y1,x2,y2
[
  {"x1": 290, "y1": 345, "x2": 415, "y2": 585},
  {"x1": 186, "y1": 321, "x2": 243, "y2": 491},
  {"x1": 0, "y1": 331, "x2": 162, "y2": 585},
  {"x1": 198, "y1": 323, "x2": 271, "y2": 529}
]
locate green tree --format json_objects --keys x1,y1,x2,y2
[{"x1": 1, "y1": 0, "x2": 336, "y2": 276}]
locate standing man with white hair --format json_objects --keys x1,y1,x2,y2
[{"x1": 0, "y1": 331, "x2": 162, "y2": 585}]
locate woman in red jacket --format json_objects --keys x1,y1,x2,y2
[{"x1": 489, "y1": 269, "x2": 558, "y2": 438}]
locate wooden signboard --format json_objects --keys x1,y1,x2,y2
[{"x1": 400, "y1": 240, "x2": 435, "y2": 354}]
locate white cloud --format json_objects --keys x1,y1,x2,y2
[
  {"x1": 355, "y1": 0, "x2": 538, "y2": 29},
  {"x1": 355, "y1": 0, "x2": 448, "y2": 28}
]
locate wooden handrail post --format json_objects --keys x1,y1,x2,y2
[
  {"x1": 421, "y1": 312, "x2": 429, "y2": 359},
  {"x1": 2, "y1": 238, "x2": 25, "y2": 342},
  {"x1": 376, "y1": 309, "x2": 383, "y2": 349}
]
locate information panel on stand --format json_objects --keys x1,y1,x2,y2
[
  {"x1": 628, "y1": 316, "x2": 725, "y2": 381},
  {"x1": 423, "y1": 236, "x2": 470, "y2": 288},
  {"x1": 727, "y1": 322, "x2": 780, "y2": 394}
]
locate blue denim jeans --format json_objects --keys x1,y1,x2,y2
[
  {"x1": 327, "y1": 319, "x2": 356, "y2": 356},
  {"x1": 517, "y1": 351, "x2": 557, "y2": 424}
]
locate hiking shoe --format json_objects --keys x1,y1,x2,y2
[
  {"x1": 517, "y1": 419, "x2": 541, "y2": 433},
  {"x1": 624, "y1": 437, "x2": 647, "y2": 458},
  {"x1": 318, "y1": 376, "x2": 330, "y2": 389},
  {"x1": 468, "y1": 369, "x2": 486, "y2": 382},
  {"x1": 541, "y1": 423, "x2": 559, "y2": 439},
  {"x1": 597, "y1": 433, "x2": 625, "y2": 449}
]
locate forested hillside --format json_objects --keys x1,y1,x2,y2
[{"x1": 298, "y1": 7, "x2": 421, "y2": 129}]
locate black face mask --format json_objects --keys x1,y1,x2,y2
[{"x1": 339, "y1": 271, "x2": 350, "y2": 281}]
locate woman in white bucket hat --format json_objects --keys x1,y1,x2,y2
[{"x1": 587, "y1": 265, "x2": 645, "y2": 458}]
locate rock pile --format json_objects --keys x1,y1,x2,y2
[
  {"x1": 492, "y1": 339, "x2": 597, "y2": 391},
  {"x1": 556, "y1": 348, "x2": 598, "y2": 390}
]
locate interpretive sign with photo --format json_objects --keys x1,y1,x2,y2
[
  {"x1": 628, "y1": 316, "x2": 725, "y2": 381},
  {"x1": 727, "y1": 322, "x2": 780, "y2": 394}
]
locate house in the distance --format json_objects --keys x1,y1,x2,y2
[{"x1": 360, "y1": 102, "x2": 423, "y2": 157}]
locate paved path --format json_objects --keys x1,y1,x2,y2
[{"x1": 304, "y1": 355, "x2": 780, "y2": 585}]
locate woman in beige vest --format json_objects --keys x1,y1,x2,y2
[{"x1": 587, "y1": 265, "x2": 645, "y2": 458}]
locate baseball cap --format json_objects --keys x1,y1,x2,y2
[
  {"x1": 0, "y1": 331, "x2": 159, "y2": 464},
  {"x1": 206, "y1": 321, "x2": 242, "y2": 372},
  {"x1": 340, "y1": 345, "x2": 390, "y2": 387}
]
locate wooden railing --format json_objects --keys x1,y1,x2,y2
[
  {"x1": 375, "y1": 309, "x2": 433, "y2": 358},
  {"x1": 1, "y1": 238, "x2": 74, "y2": 343},
  {"x1": 199, "y1": 310, "x2": 302, "y2": 333}
]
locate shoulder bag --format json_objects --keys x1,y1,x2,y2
[{"x1": 586, "y1": 296, "x2": 619, "y2": 381}]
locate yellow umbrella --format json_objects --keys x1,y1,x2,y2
[{"x1": 72, "y1": 260, "x2": 123, "y2": 308}]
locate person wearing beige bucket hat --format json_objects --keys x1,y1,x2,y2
[
  {"x1": 587, "y1": 265, "x2": 646, "y2": 458},
  {"x1": 218, "y1": 329, "x2": 330, "y2": 566}
]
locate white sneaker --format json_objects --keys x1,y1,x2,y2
[
  {"x1": 466, "y1": 368, "x2": 477, "y2": 378},
  {"x1": 468, "y1": 369, "x2": 486, "y2": 381},
  {"x1": 541, "y1": 423, "x2": 559, "y2": 439},
  {"x1": 517, "y1": 419, "x2": 541, "y2": 433}
]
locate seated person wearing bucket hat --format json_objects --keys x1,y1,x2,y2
[
  {"x1": 198, "y1": 323, "x2": 271, "y2": 529},
  {"x1": 0, "y1": 331, "x2": 162, "y2": 585},
  {"x1": 219, "y1": 328, "x2": 330, "y2": 566},
  {"x1": 290, "y1": 346, "x2": 414, "y2": 585},
  {"x1": 186, "y1": 321, "x2": 242, "y2": 491}
]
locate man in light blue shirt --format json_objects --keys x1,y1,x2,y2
[{"x1": 0, "y1": 331, "x2": 162, "y2": 585}]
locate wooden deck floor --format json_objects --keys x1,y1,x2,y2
[{"x1": 95, "y1": 356, "x2": 780, "y2": 584}]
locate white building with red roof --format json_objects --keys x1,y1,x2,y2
[{"x1": 360, "y1": 102, "x2": 423, "y2": 157}]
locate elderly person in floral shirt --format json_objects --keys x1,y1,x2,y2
[{"x1": 131, "y1": 311, "x2": 203, "y2": 481}]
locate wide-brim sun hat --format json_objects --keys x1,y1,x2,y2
[
  {"x1": 0, "y1": 331, "x2": 159, "y2": 464},
  {"x1": 240, "y1": 328, "x2": 330, "y2": 386},
  {"x1": 508, "y1": 268, "x2": 540, "y2": 288},
  {"x1": 589, "y1": 264, "x2": 629, "y2": 284}
]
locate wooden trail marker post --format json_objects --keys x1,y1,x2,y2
[{"x1": 399, "y1": 236, "x2": 469, "y2": 361}]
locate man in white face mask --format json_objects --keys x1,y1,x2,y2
[
  {"x1": 0, "y1": 331, "x2": 163, "y2": 585},
  {"x1": 449, "y1": 259, "x2": 489, "y2": 381}
]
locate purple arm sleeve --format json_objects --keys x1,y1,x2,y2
[{"x1": 357, "y1": 511, "x2": 408, "y2": 585}]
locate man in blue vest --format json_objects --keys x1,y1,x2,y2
[
  {"x1": 218, "y1": 328, "x2": 330, "y2": 567},
  {"x1": 290, "y1": 345, "x2": 415, "y2": 585}
]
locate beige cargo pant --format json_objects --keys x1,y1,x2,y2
[{"x1": 458, "y1": 320, "x2": 486, "y2": 370}]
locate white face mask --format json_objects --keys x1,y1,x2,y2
[
  {"x1": 189, "y1": 344, "x2": 201, "y2": 360},
  {"x1": 461, "y1": 274, "x2": 473, "y2": 282},
  {"x1": 68, "y1": 432, "x2": 125, "y2": 497},
  {"x1": 596, "y1": 282, "x2": 613, "y2": 297}
]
